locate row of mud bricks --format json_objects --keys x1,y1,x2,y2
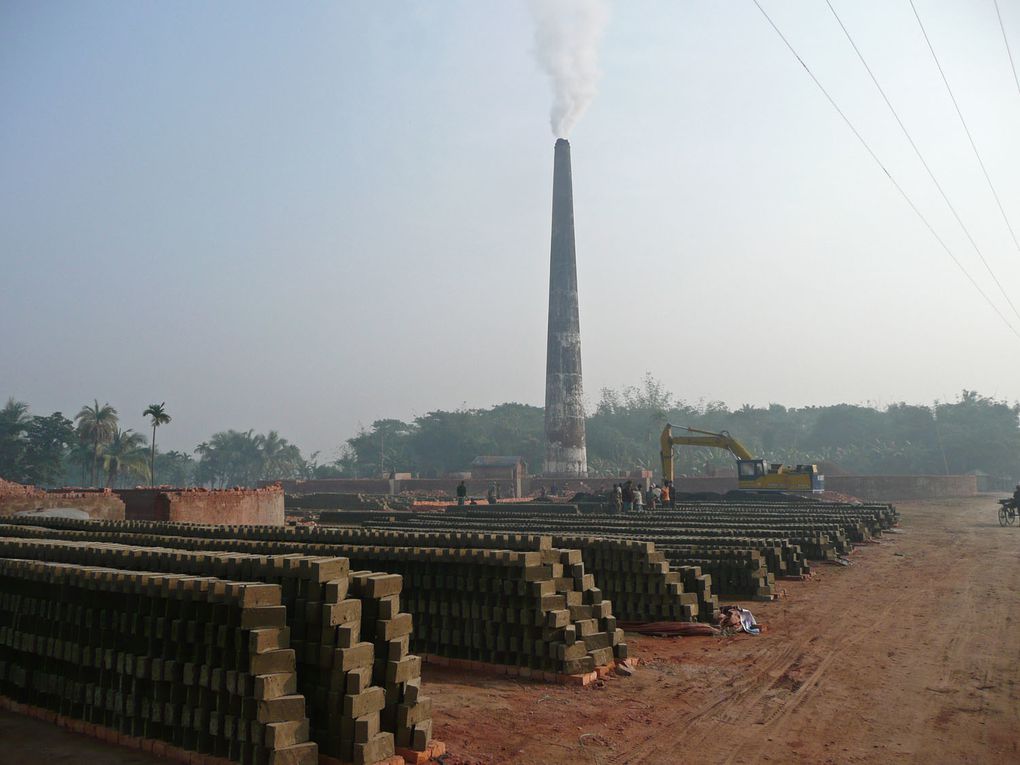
[
  {"x1": 1, "y1": 518, "x2": 718, "y2": 627},
  {"x1": 356, "y1": 501, "x2": 899, "y2": 598},
  {"x1": 356, "y1": 513, "x2": 785, "y2": 601},
  {"x1": 0, "y1": 541, "x2": 435, "y2": 765},
  {"x1": 0, "y1": 520, "x2": 629, "y2": 677}
]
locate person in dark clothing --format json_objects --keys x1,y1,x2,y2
[
  {"x1": 622, "y1": 480, "x2": 634, "y2": 512},
  {"x1": 1012, "y1": 484, "x2": 1020, "y2": 508},
  {"x1": 456, "y1": 480, "x2": 467, "y2": 506}
]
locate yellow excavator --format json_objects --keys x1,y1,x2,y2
[{"x1": 660, "y1": 424, "x2": 824, "y2": 493}]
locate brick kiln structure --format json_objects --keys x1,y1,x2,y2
[
  {"x1": 118, "y1": 485, "x2": 284, "y2": 525},
  {"x1": 0, "y1": 480, "x2": 124, "y2": 520}
]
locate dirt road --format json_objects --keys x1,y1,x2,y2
[
  {"x1": 430, "y1": 496, "x2": 1020, "y2": 765},
  {"x1": 3, "y1": 496, "x2": 1017, "y2": 764}
]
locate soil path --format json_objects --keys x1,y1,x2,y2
[
  {"x1": 429, "y1": 496, "x2": 1020, "y2": 764},
  {"x1": 2, "y1": 496, "x2": 1017, "y2": 764}
]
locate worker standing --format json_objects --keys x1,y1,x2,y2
[
  {"x1": 661, "y1": 480, "x2": 671, "y2": 508},
  {"x1": 634, "y1": 485, "x2": 644, "y2": 512},
  {"x1": 611, "y1": 484, "x2": 623, "y2": 514},
  {"x1": 456, "y1": 480, "x2": 467, "y2": 506}
]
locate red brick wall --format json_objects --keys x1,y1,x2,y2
[
  {"x1": 0, "y1": 482, "x2": 125, "y2": 519},
  {"x1": 117, "y1": 486, "x2": 284, "y2": 525},
  {"x1": 0, "y1": 493, "x2": 125, "y2": 520},
  {"x1": 274, "y1": 479, "x2": 392, "y2": 494}
]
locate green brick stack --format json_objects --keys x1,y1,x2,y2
[
  {"x1": 0, "y1": 538, "x2": 406, "y2": 764},
  {"x1": 0, "y1": 522, "x2": 626, "y2": 678},
  {"x1": 0, "y1": 558, "x2": 315, "y2": 765}
]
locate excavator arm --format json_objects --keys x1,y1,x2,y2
[{"x1": 660, "y1": 424, "x2": 757, "y2": 483}]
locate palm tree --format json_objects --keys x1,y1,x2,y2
[
  {"x1": 258, "y1": 430, "x2": 304, "y2": 479},
  {"x1": 102, "y1": 428, "x2": 149, "y2": 488},
  {"x1": 143, "y1": 402, "x2": 171, "y2": 485},
  {"x1": 75, "y1": 400, "x2": 118, "y2": 486},
  {"x1": 0, "y1": 398, "x2": 32, "y2": 480}
]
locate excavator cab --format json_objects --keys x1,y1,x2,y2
[{"x1": 737, "y1": 459, "x2": 768, "y2": 480}]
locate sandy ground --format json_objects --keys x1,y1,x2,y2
[{"x1": 3, "y1": 496, "x2": 1018, "y2": 765}]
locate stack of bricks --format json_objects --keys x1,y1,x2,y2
[
  {"x1": 0, "y1": 558, "x2": 315, "y2": 764},
  {"x1": 0, "y1": 524, "x2": 626, "y2": 681},
  {"x1": 657, "y1": 546, "x2": 775, "y2": 600},
  {"x1": 150, "y1": 524, "x2": 708, "y2": 629},
  {"x1": 0, "y1": 537, "x2": 415, "y2": 764},
  {"x1": 347, "y1": 572, "x2": 431, "y2": 755},
  {"x1": 549, "y1": 537, "x2": 712, "y2": 623}
]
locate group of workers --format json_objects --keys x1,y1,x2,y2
[
  {"x1": 454, "y1": 477, "x2": 675, "y2": 510},
  {"x1": 609, "y1": 479, "x2": 673, "y2": 513}
]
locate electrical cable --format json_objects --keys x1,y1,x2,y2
[
  {"x1": 909, "y1": 0, "x2": 1020, "y2": 260},
  {"x1": 751, "y1": 0, "x2": 1020, "y2": 340},
  {"x1": 993, "y1": 0, "x2": 1020, "y2": 98},
  {"x1": 826, "y1": 0, "x2": 1020, "y2": 324}
]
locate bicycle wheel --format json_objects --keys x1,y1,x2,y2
[{"x1": 1000, "y1": 507, "x2": 1010, "y2": 526}]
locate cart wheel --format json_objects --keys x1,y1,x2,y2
[
  {"x1": 1000, "y1": 506, "x2": 1010, "y2": 526},
  {"x1": 1009, "y1": 509, "x2": 1018, "y2": 527}
]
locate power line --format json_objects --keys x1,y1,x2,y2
[
  {"x1": 750, "y1": 0, "x2": 1020, "y2": 341},
  {"x1": 826, "y1": 0, "x2": 1020, "y2": 324},
  {"x1": 994, "y1": 0, "x2": 1020, "y2": 98},
  {"x1": 909, "y1": 0, "x2": 1020, "y2": 260}
]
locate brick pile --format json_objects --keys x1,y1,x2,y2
[
  {"x1": 0, "y1": 558, "x2": 316, "y2": 764},
  {"x1": 0, "y1": 520, "x2": 628, "y2": 681},
  {"x1": 0, "y1": 537, "x2": 425, "y2": 764},
  {"x1": 35, "y1": 521, "x2": 710, "y2": 626}
]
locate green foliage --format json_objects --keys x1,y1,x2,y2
[
  {"x1": 936, "y1": 391, "x2": 1020, "y2": 477},
  {"x1": 323, "y1": 383, "x2": 1020, "y2": 481},
  {"x1": 3, "y1": 385, "x2": 1019, "y2": 487},
  {"x1": 74, "y1": 400, "x2": 119, "y2": 487},
  {"x1": 195, "y1": 429, "x2": 305, "y2": 488},
  {"x1": 0, "y1": 399, "x2": 74, "y2": 485},
  {"x1": 153, "y1": 450, "x2": 196, "y2": 487},
  {"x1": 23, "y1": 412, "x2": 76, "y2": 484},
  {"x1": 102, "y1": 428, "x2": 150, "y2": 488},
  {"x1": 337, "y1": 404, "x2": 545, "y2": 478}
]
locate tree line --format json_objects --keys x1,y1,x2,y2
[
  {"x1": 2, "y1": 381, "x2": 1018, "y2": 488},
  {"x1": 332, "y1": 381, "x2": 1020, "y2": 481},
  {"x1": 0, "y1": 398, "x2": 304, "y2": 489}
]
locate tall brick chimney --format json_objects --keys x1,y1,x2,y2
[{"x1": 544, "y1": 138, "x2": 588, "y2": 477}]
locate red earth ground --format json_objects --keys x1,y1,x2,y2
[{"x1": 3, "y1": 495, "x2": 1018, "y2": 764}]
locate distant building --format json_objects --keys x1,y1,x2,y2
[{"x1": 470, "y1": 456, "x2": 528, "y2": 498}]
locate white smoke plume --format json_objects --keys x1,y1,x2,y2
[{"x1": 529, "y1": 0, "x2": 610, "y2": 138}]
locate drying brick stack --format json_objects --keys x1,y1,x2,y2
[
  {"x1": 0, "y1": 536, "x2": 420, "y2": 764},
  {"x1": 0, "y1": 519, "x2": 628, "y2": 678},
  {"x1": 0, "y1": 558, "x2": 316, "y2": 765}
]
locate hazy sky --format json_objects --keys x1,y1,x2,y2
[{"x1": 4, "y1": 1, "x2": 1020, "y2": 458}]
